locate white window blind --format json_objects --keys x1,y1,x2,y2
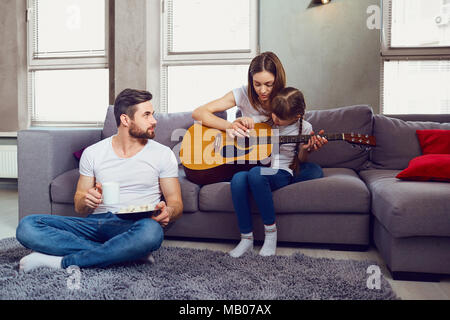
[
  {"x1": 169, "y1": 0, "x2": 250, "y2": 53},
  {"x1": 33, "y1": 0, "x2": 106, "y2": 58},
  {"x1": 33, "y1": 69, "x2": 109, "y2": 124},
  {"x1": 391, "y1": 0, "x2": 450, "y2": 48},
  {"x1": 381, "y1": 0, "x2": 450, "y2": 115},
  {"x1": 28, "y1": 0, "x2": 109, "y2": 126},
  {"x1": 383, "y1": 60, "x2": 450, "y2": 114},
  {"x1": 167, "y1": 64, "x2": 248, "y2": 120},
  {"x1": 161, "y1": 0, "x2": 258, "y2": 114}
]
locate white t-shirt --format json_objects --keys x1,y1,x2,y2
[
  {"x1": 271, "y1": 120, "x2": 313, "y2": 176},
  {"x1": 79, "y1": 136, "x2": 179, "y2": 214},
  {"x1": 232, "y1": 85, "x2": 313, "y2": 175},
  {"x1": 232, "y1": 85, "x2": 270, "y2": 123}
]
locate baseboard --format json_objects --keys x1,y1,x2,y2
[
  {"x1": 165, "y1": 235, "x2": 238, "y2": 244},
  {"x1": 164, "y1": 235, "x2": 370, "y2": 252},
  {"x1": 0, "y1": 178, "x2": 18, "y2": 190},
  {"x1": 271, "y1": 241, "x2": 369, "y2": 252},
  {"x1": 328, "y1": 243, "x2": 370, "y2": 252}
]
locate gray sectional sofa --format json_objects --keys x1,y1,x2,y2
[{"x1": 17, "y1": 105, "x2": 450, "y2": 281}]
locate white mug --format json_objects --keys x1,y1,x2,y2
[{"x1": 102, "y1": 182, "x2": 120, "y2": 205}]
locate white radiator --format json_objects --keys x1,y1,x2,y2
[{"x1": 0, "y1": 145, "x2": 18, "y2": 178}]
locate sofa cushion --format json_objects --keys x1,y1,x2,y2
[
  {"x1": 178, "y1": 166, "x2": 200, "y2": 213},
  {"x1": 304, "y1": 105, "x2": 373, "y2": 171},
  {"x1": 102, "y1": 106, "x2": 227, "y2": 149},
  {"x1": 370, "y1": 115, "x2": 450, "y2": 170},
  {"x1": 51, "y1": 167, "x2": 200, "y2": 213},
  {"x1": 199, "y1": 168, "x2": 370, "y2": 214},
  {"x1": 396, "y1": 154, "x2": 450, "y2": 182},
  {"x1": 102, "y1": 106, "x2": 193, "y2": 149},
  {"x1": 101, "y1": 105, "x2": 117, "y2": 139},
  {"x1": 359, "y1": 169, "x2": 450, "y2": 238},
  {"x1": 51, "y1": 168, "x2": 79, "y2": 204},
  {"x1": 73, "y1": 147, "x2": 86, "y2": 161}
]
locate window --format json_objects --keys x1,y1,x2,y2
[
  {"x1": 27, "y1": 0, "x2": 109, "y2": 126},
  {"x1": 161, "y1": 0, "x2": 259, "y2": 119},
  {"x1": 381, "y1": 0, "x2": 450, "y2": 114}
]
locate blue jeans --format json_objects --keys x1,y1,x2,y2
[
  {"x1": 291, "y1": 162, "x2": 324, "y2": 183},
  {"x1": 16, "y1": 212, "x2": 164, "y2": 269},
  {"x1": 230, "y1": 163, "x2": 323, "y2": 234}
]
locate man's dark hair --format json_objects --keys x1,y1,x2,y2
[{"x1": 114, "y1": 88, "x2": 153, "y2": 127}]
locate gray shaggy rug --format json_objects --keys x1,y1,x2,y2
[{"x1": 0, "y1": 237, "x2": 398, "y2": 300}]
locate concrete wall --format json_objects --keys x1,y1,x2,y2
[
  {"x1": 260, "y1": 0, "x2": 381, "y2": 113},
  {"x1": 113, "y1": 0, "x2": 160, "y2": 109},
  {"x1": 0, "y1": 0, "x2": 28, "y2": 132},
  {"x1": 114, "y1": 0, "x2": 147, "y2": 99}
]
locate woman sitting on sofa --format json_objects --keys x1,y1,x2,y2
[
  {"x1": 192, "y1": 52, "x2": 327, "y2": 257},
  {"x1": 192, "y1": 51, "x2": 325, "y2": 182}
]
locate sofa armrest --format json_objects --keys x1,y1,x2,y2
[{"x1": 18, "y1": 128, "x2": 102, "y2": 220}]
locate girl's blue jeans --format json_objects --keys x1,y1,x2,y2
[
  {"x1": 16, "y1": 212, "x2": 164, "y2": 269},
  {"x1": 230, "y1": 162, "x2": 323, "y2": 234}
]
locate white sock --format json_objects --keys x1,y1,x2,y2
[
  {"x1": 259, "y1": 224, "x2": 277, "y2": 256},
  {"x1": 229, "y1": 232, "x2": 254, "y2": 258},
  {"x1": 19, "y1": 252, "x2": 63, "y2": 273},
  {"x1": 141, "y1": 253, "x2": 156, "y2": 264}
]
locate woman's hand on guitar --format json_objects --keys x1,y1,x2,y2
[
  {"x1": 227, "y1": 117, "x2": 253, "y2": 139},
  {"x1": 235, "y1": 117, "x2": 255, "y2": 130},
  {"x1": 302, "y1": 129, "x2": 328, "y2": 152}
]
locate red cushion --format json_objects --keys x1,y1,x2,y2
[
  {"x1": 416, "y1": 130, "x2": 450, "y2": 154},
  {"x1": 396, "y1": 154, "x2": 450, "y2": 182}
]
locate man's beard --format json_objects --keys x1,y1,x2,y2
[{"x1": 129, "y1": 122, "x2": 155, "y2": 140}]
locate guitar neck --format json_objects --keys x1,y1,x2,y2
[{"x1": 262, "y1": 134, "x2": 343, "y2": 145}]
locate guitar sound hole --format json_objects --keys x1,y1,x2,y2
[
  {"x1": 220, "y1": 145, "x2": 254, "y2": 158},
  {"x1": 235, "y1": 137, "x2": 254, "y2": 149}
]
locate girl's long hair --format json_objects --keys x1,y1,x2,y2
[
  {"x1": 247, "y1": 52, "x2": 286, "y2": 115},
  {"x1": 271, "y1": 87, "x2": 306, "y2": 175}
]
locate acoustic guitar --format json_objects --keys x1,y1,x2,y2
[{"x1": 179, "y1": 122, "x2": 376, "y2": 185}]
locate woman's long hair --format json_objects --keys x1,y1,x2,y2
[
  {"x1": 247, "y1": 52, "x2": 286, "y2": 115},
  {"x1": 271, "y1": 87, "x2": 306, "y2": 175}
]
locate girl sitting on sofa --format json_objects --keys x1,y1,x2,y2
[{"x1": 229, "y1": 87, "x2": 328, "y2": 258}]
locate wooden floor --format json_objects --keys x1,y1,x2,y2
[{"x1": 1, "y1": 188, "x2": 449, "y2": 300}]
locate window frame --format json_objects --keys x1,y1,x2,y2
[
  {"x1": 159, "y1": 0, "x2": 259, "y2": 113},
  {"x1": 381, "y1": 0, "x2": 450, "y2": 58},
  {"x1": 26, "y1": 0, "x2": 110, "y2": 126},
  {"x1": 380, "y1": 0, "x2": 450, "y2": 114}
]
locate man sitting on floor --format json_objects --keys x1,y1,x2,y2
[{"x1": 16, "y1": 88, "x2": 183, "y2": 272}]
